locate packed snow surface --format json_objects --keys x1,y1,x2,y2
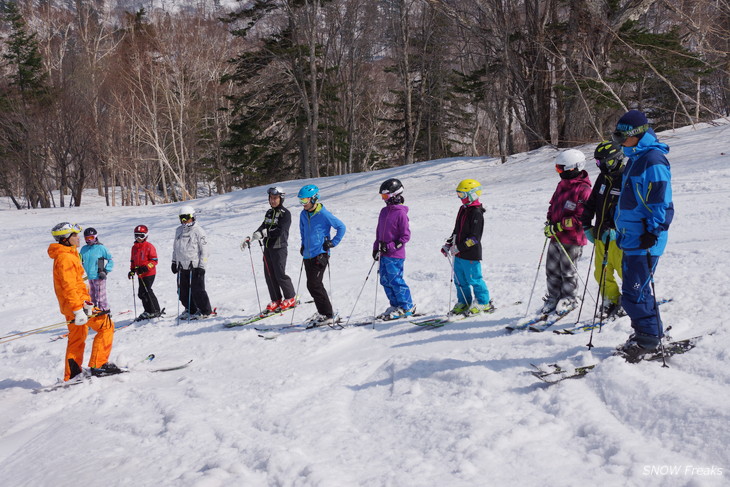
[{"x1": 1, "y1": 121, "x2": 729, "y2": 487}]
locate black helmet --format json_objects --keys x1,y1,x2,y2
[
  {"x1": 594, "y1": 141, "x2": 624, "y2": 173},
  {"x1": 379, "y1": 178, "x2": 403, "y2": 196}
]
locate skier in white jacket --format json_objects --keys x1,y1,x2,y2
[{"x1": 172, "y1": 205, "x2": 213, "y2": 319}]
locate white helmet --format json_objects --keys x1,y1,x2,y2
[
  {"x1": 179, "y1": 205, "x2": 195, "y2": 217},
  {"x1": 555, "y1": 149, "x2": 586, "y2": 171}
]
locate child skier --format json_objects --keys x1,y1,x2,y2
[
  {"x1": 542, "y1": 149, "x2": 592, "y2": 315},
  {"x1": 440, "y1": 179, "x2": 493, "y2": 315},
  {"x1": 79, "y1": 227, "x2": 114, "y2": 312},
  {"x1": 49, "y1": 222, "x2": 119, "y2": 381},
  {"x1": 580, "y1": 141, "x2": 625, "y2": 319},
  {"x1": 129, "y1": 225, "x2": 162, "y2": 321},
  {"x1": 172, "y1": 205, "x2": 213, "y2": 320},
  {"x1": 374, "y1": 178, "x2": 415, "y2": 320},
  {"x1": 298, "y1": 184, "x2": 346, "y2": 327},
  {"x1": 243, "y1": 186, "x2": 297, "y2": 314}
]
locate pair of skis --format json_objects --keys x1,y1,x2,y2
[{"x1": 531, "y1": 335, "x2": 704, "y2": 384}]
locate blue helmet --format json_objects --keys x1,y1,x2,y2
[{"x1": 297, "y1": 184, "x2": 319, "y2": 204}]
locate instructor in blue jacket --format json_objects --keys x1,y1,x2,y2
[
  {"x1": 612, "y1": 110, "x2": 674, "y2": 361},
  {"x1": 298, "y1": 184, "x2": 346, "y2": 327}
]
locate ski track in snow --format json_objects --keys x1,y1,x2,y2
[{"x1": 1, "y1": 121, "x2": 729, "y2": 486}]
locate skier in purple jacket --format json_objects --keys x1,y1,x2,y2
[{"x1": 373, "y1": 178, "x2": 415, "y2": 320}]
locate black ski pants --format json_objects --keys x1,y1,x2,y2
[
  {"x1": 304, "y1": 253, "x2": 333, "y2": 318},
  {"x1": 263, "y1": 247, "x2": 295, "y2": 302},
  {"x1": 178, "y1": 267, "x2": 212, "y2": 315},
  {"x1": 137, "y1": 274, "x2": 161, "y2": 314}
]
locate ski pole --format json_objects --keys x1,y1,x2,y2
[
  {"x1": 524, "y1": 237, "x2": 549, "y2": 317},
  {"x1": 646, "y1": 251, "x2": 668, "y2": 367},
  {"x1": 132, "y1": 275, "x2": 137, "y2": 319},
  {"x1": 175, "y1": 268, "x2": 179, "y2": 324},
  {"x1": 247, "y1": 243, "x2": 262, "y2": 314},
  {"x1": 574, "y1": 236, "x2": 596, "y2": 324},
  {"x1": 554, "y1": 237, "x2": 596, "y2": 304},
  {"x1": 187, "y1": 263, "x2": 193, "y2": 324},
  {"x1": 345, "y1": 259, "x2": 378, "y2": 326},
  {"x1": 373, "y1": 258, "x2": 381, "y2": 330},
  {"x1": 290, "y1": 259, "x2": 305, "y2": 326},
  {"x1": 0, "y1": 311, "x2": 111, "y2": 344}
]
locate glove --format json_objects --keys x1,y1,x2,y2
[
  {"x1": 98, "y1": 270, "x2": 107, "y2": 280},
  {"x1": 73, "y1": 308, "x2": 88, "y2": 326},
  {"x1": 135, "y1": 266, "x2": 147, "y2": 275},
  {"x1": 440, "y1": 243, "x2": 452, "y2": 257},
  {"x1": 372, "y1": 248, "x2": 380, "y2": 261},
  {"x1": 171, "y1": 262, "x2": 178, "y2": 274},
  {"x1": 379, "y1": 242, "x2": 388, "y2": 254},
  {"x1": 300, "y1": 245, "x2": 304, "y2": 256},
  {"x1": 251, "y1": 231, "x2": 264, "y2": 241},
  {"x1": 241, "y1": 237, "x2": 251, "y2": 250},
  {"x1": 544, "y1": 222, "x2": 563, "y2": 238},
  {"x1": 584, "y1": 227, "x2": 595, "y2": 244},
  {"x1": 323, "y1": 239, "x2": 334, "y2": 251},
  {"x1": 639, "y1": 231, "x2": 658, "y2": 249},
  {"x1": 83, "y1": 300, "x2": 95, "y2": 316},
  {"x1": 128, "y1": 270, "x2": 135, "y2": 279}
]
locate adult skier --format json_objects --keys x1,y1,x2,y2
[
  {"x1": 79, "y1": 227, "x2": 114, "y2": 312},
  {"x1": 172, "y1": 205, "x2": 213, "y2": 319},
  {"x1": 243, "y1": 187, "x2": 297, "y2": 313},
  {"x1": 612, "y1": 109, "x2": 674, "y2": 360},
  {"x1": 129, "y1": 225, "x2": 162, "y2": 320},
  {"x1": 542, "y1": 150, "x2": 592, "y2": 315},
  {"x1": 373, "y1": 178, "x2": 416, "y2": 320},
  {"x1": 440, "y1": 179, "x2": 493, "y2": 315},
  {"x1": 298, "y1": 184, "x2": 346, "y2": 326},
  {"x1": 49, "y1": 222, "x2": 118, "y2": 381},
  {"x1": 580, "y1": 141, "x2": 626, "y2": 318}
]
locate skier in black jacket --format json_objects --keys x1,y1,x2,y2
[
  {"x1": 581, "y1": 140, "x2": 625, "y2": 317},
  {"x1": 243, "y1": 187, "x2": 297, "y2": 312}
]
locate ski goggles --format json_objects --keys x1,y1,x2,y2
[
  {"x1": 52, "y1": 223, "x2": 82, "y2": 237},
  {"x1": 84, "y1": 235, "x2": 97, "y2": 242},
  {"x1": 555, "y1": 165, "x2": 566, "y2": 174},
  {"x1": 179, "y1": 214, "x2": 193, "y2": 223},
  {"x1": 299, "y1": 197, "x2": 312, "y2": 205},
  {"x1": 456, "y1": 191, "x2": 469, "y2": 199},
  {"x1": 134, "y1": 233, "x2": 147, "y2": 240},
  {"x1": 611, "y1": 123, "x2": 649, "y2": 144},
  {"x1": 267, "y1": 187, "x2": 285, "y2": 196}
]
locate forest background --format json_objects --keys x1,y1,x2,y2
[{"x1": 0, "y1": 0, "x2": 727, "y2": 209}]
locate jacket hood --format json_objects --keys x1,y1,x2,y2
[
  {"x1": 48, "y1": 242, "x2": 78, "y2": 260},
  {"x1": 623, "y1": 129, "x2": 670, "y2": 159}
]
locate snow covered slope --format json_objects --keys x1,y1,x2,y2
[{"x1": 1, "y1": 121, "x2": 729, "y2": 486}]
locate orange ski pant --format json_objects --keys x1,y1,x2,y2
[{"x1": 64, "y1": 314, "x2": 115, "y2": 381}]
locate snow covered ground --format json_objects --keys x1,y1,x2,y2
[{"x1": 1, "y1": 121, "x2": 729, "y2": 487}]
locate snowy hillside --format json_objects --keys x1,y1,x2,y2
[{"x1": 1, "y1": 121, "x2": 729, "y2": 487}]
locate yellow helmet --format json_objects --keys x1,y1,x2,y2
[{"x1": 456, "y1": 179, "x2": 482, "y2": 202}]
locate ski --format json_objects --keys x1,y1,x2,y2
[
  {"x1": 257, "y1": 316, "x2": 343, "y2": 339},
  {"x1": 223, "y1": 301, "x2": 310, "y2": 328},
  {"x1": 347, "y1": 312, "x2": 426, "y2": 327},
  {"x1": 412, "y1": 301, "x2": 520, "y2": 329},
  {"x1": 553, "y1": 298, "x2": 673, "y2": 335},
  {"x1": 527, "y1": 310, "x2": 574, "y2": 332},
  {"x1": 531, "y1": 334, "x2": 705, "y2": 384},
  {"x1": 33, "y1": 355, "x2": 192, "y2": 393}
]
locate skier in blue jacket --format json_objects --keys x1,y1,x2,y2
[
  {"x1": 80, "y1": 227, "x2": 114, "y2": 311},
  {"x1": 612, "y1": 110, "x2": 674, "y2": 361},
  {"x1": 298, "y1": 184, "x2": 346, "y2": 326}
]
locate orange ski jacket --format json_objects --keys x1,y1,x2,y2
[{"x1": 48, "y1": 243, "x2": 90, "y2": 318}]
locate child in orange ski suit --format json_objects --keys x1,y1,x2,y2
[{"x1": 48, "y1": 222, "x2": 115, "y2": 381}]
